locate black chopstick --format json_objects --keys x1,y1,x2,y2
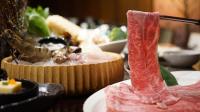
[{"x1": 160, "y1": 15, "x2": 200, "y2": 26}]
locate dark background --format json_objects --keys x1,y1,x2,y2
[
  {"x1": 0, "y1": 0, "x2": 199, "y2": 62},
  {"x1": 29, "y1": 0, "x2": 200, "y2": 47},
  {"x1": 28, "y1": 0, "x2": 153, "y2": 25}
]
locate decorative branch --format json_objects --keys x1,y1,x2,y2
[{"x1": 0, "y1": 0, "x2": 27, "y2": 35}]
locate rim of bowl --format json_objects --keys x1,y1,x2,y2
[{"x1": 163, "y1": 50, "x2": 200, "y2": 56}]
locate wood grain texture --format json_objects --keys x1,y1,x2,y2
[{"x1": 1, "y1": 52, "x2": 124, "y2": 95}]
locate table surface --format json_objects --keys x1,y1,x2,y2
[
  {"x1": 45, "y1": 59, "x2": 195, "y2": 112},
  {"x1": 48, "y1": 96, "x2": 88, "y2": 112}
]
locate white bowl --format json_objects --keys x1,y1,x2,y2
[
  {"x1": 98, "y1": 39, "x2": 127, "y2": 53},
  {"x1": 163, "y1": 50, "x2": 200, "y2": 67}
]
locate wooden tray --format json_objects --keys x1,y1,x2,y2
[{"x1": 1, "y1": 52, "x2": 124, "y2": 95}]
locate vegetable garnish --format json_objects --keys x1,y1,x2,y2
[
  {"x1": 2, "y1": 81, "x2": 8, "y2": 85},
  {"x1": 109, "y1": 27, "x2": 127, "y2": 41},
  {"x1": 160, "y1": 65, "x2": 178, "y2": 86},
  {"x1": 25, "y1": 6, "x2": 50, "y2": 37}
]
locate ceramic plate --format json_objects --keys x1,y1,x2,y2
[
  {"x1": 99, "y1": 39, "x2": 127, "y2": 53},
  {"x1": 0, "y1": 79, "x2": 39, "y2": 106},
  {"x1": 83, "y1": 71, "x2": 200, "y2": 112},
  {"x1": 0, "y1": 83, "x2": 64, "y2": 112}
]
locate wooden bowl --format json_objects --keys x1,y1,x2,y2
[{"x1": 1, "y1": 52, "x2": 124, "y2": 95}]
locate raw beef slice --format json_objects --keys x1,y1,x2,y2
[{"x1": 105, "y1": 10, "x2": 200, "y2": 112}]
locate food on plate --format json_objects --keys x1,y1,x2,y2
[
  {"x1": 46, "y1": 15, "x2": 82, "y2": 46},
  {"x1": 46, "y1": 12, "x2": 127, "y2": 46},
  {"x1": 0, "y1": 79, "x2": 22, "y2": 94},
  {"x1": 109, "y1": 27, "x2": 127, "y2": 41},
  {"x1": 2, "y1": 36, "x2": 124, "y2": 95},
  {"x1": 46, "y1": 15, "x2": 81, "y2": 38},
  {"x1": 160, "y1": 65, "x2": 178, "y2": 86},
  {"x1": 7, "y1": 34, "x2": 114, "y2": 65},
  {"x1": 125, "y1": 64, "x2": 178, "y2": 86},
  {"x1": 2, "y1": 51, "x2": 124, "y2": 95},
  {"x1": 79, "y1": 25, "x2": 127, "y2": 45},
  {"x1": 25, "y1": 6, "x2": 127, "y2": 49},
  {"x1": 1, "y1": 2, "x2": 124, "y2": 95},
  {"x1": 105, "y1": 10, "x2": 200, "y2": 112},
  {"x1": 2, "y1": 29, "x2": 52, "y2": 63},
  {"x1": 1, "y1": 3, "x2": 52, "y2": 63}
]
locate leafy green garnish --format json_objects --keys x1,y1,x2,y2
[
  {"x1": 25, "y1": 6, "x2": 50, "y2": 37},
  {"x1": 160, "y1": 65, "x2": 178, "y2": 86},
  {"x1": 2, "y1": 81, "x2": 8, "y2": 85},
  {"x1": 109, "y1": 27, "x2": 127, "y2": 41},
  {"x1": 35, "y1": 6, "x2": 49, "y2": 19}
]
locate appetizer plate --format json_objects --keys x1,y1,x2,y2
[
  {"x1": 0, "y1": 79, "x2": 39, "y2": 106},
  {"x1": 0, "y1": 83, "x2": 64, "y2": 112},
  {"x1": 83, "y1": 71, "x2": 200, "y2": 112},
  {"x1": 99, "y1": 39, "x2": 127, "y2": 53}
]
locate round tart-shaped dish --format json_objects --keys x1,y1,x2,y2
[{"x1": 1, "y1": 52, "x2": 124, "y2": 95}]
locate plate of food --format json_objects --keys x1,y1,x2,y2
[
  {"x1": 83, "y1": 71, "x2": 200, "y2": 112},
  {"x1": 0, "y1": 83, "x2": 64, "y2": 112},
  {"x1": 77, "y1": 24, "x2": 127, "y2": 53},
  {"x1": 0, "y1": 69, "x2": 64, "y2": 112},
  {"x1": 97, "y1": 26, "x2": 127, "y2": 53},
  {"x1": 0, "y1": 69, "x2": 39, "y2": 106},
  {"x1": 84, "y1": 10, "x2": 200, "y2": 112},
  {"x1": 0, "y1": 79, "x2": 39, "y2": 106},
  {"x1": 1, "y1": 4, "x2": 124, "y2": 96}
]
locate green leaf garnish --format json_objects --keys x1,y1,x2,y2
[
  {"x1": 160, "y1": 65, "x2": 178, "y2": 86},
  {"x1": 2, "y1": 81, "x2": 8, "y2": 85},
  {"x1": 25, "y1": 6, "x2": 50, "y2": 37},
  {"x1": 109, "y1": 27, "x2": 127, "y2": 41}
]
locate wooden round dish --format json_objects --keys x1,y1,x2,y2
[{"x1": 1, "y1": 52, "x2": 124, "y2": 95}]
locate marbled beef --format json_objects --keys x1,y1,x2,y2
[{"x1": 105, "y1": 10, "x2": 200, "y2": 112}]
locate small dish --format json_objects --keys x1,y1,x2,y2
[
  {"x1": 83, "y1": 71, "x2": 200, "y2": 112},
  {"x1": 0, "y1": 69, "x2": 39, "y2": 106},
  {"x1": 98, "y1": 39, "x2": 127, "y2": 53},
  {"x1": 0, "y1": 83, "x2": 64, "y2": 112},
  {"x1": 163, "y1": 50, "x2": 200, "y2": 67},
  {"x1": 0, "y1": 79, "x2": 39, "y2": 106}
]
